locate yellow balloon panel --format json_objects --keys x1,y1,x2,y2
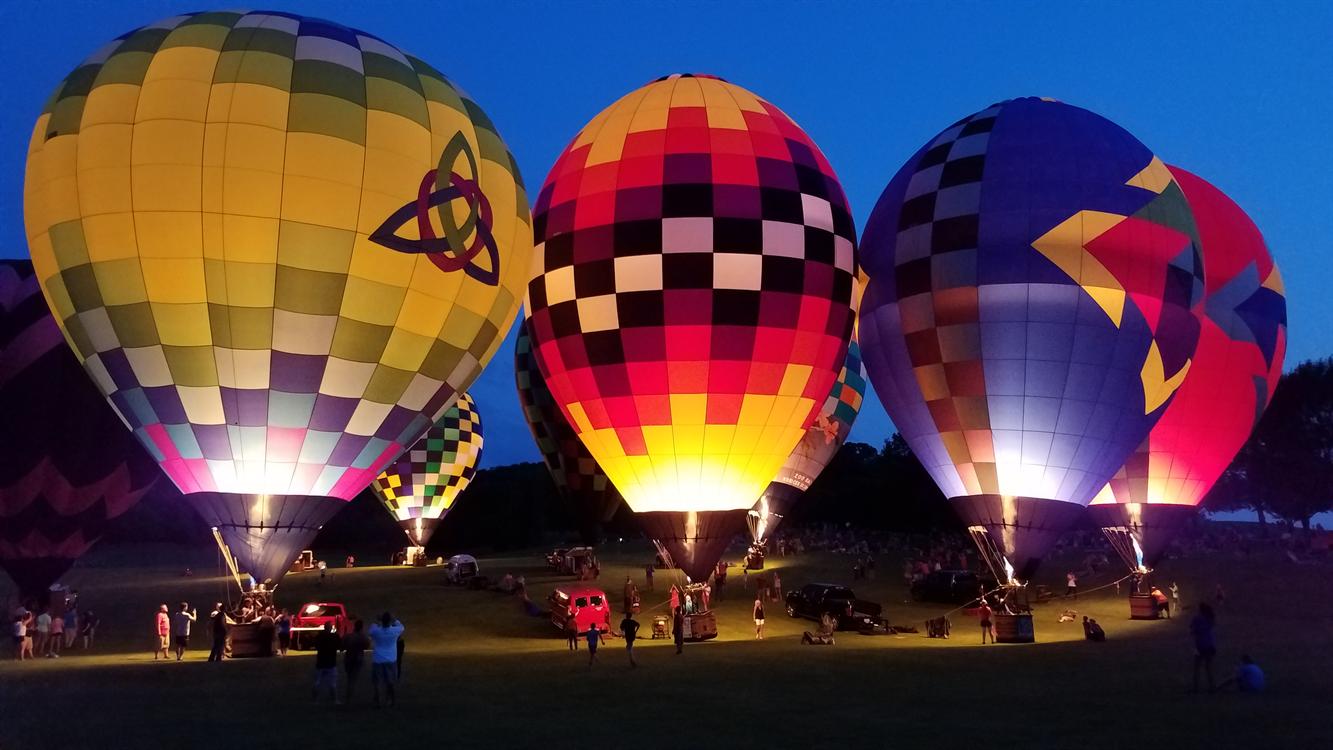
[{"x1": 24, "y1": 11, "x2": 531, "y2": 500}]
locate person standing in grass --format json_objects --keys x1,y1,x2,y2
[
  {"x1": 47, "y1": 610, "x2": 64, "y2": 658},
  {"x1": 207, "y1": 602, "x2": 228, "y2": 662},
  {"x1": 12, "y1": 615, "x2": 27, "y2": 660},
  {"x1": 80, "y1": 610, "x2": 98, "y2": 650},
  {"x1": 343, "y1": 619, "x2": 370, "y2": 704},
  {"x1": 172, "y1": 602, "x2": 196, "y2": 661},
  {"x1": 644, "y1": 564, "x2": 654, "y2": 591},
  {"x1": 978, "y1": 601, "x2": 994, "y2": 645},
  {"x1": 1065, "y1": 571, "x2": 1078, "y2": 599},
  {"x1": 369, "y1": 612, "x2": 404, "y2": 707},
  {"x1": 276, "y1": 609, "x2": 291, "y2": 656},
  {"x1": 34, "y1": 608, "x2": 51, "y2": 657},
  {"x1": 62, "y1": 606, "x2": 77, "y2": 649},
  {"x1": 753, "y1": 596, "x2": 766, "y2": 640},
  {"x1": 1190, "y1": 603, "x2": 1217, "y2": 692},
  {"x1": 620, "y1": 614, "x2": 639, "y2": 668},
  {"x1": 566, "y1": 610, "x2": 580, "y2": 651},
  {"x1": 673, "y1": 607, "x2": 685, "y2": 655},
  {"x1": 585, "y1": 623, "x2": 600, "y2": 667},
  {"x1": 154, "y1": 604, "x2": 170, "y2": 660},
  {"x1": 312, "y1": 621, "x2": 341, "y2": 705}
]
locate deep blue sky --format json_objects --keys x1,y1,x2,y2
[{"x1": 3, "y1": 1, "x2": 1329, "y2": 469}]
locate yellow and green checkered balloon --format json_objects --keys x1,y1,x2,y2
[
  {"x1": 372, "y1": 392, "x2": 482, "y2": 547},
  {"x1": 22, "y1": 11, "x2": 531, "y2": 584},
  {"x1": 24, "y1": 10, "x2": 529, "y2": 497}
]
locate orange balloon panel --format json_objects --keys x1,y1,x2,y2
[
  {"x1": 525, "y1": 75, "x2": 856, "y2": 513},
  {"x1": 1093, "y1": 166, "x2": 1286, "y2": 508}
]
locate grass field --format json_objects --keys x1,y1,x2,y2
[{"x1": 2, "y1": 538, "x2": 1329, "y2": 749}]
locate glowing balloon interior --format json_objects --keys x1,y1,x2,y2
[
  {"x1": 525, "y1": 74, "x2": 857, "y2": 581},
  {"x1": 1089, "y1": 166, "x2": 1286, "y2": 569},
  {"x1": 23, "y1": 10, "x2": 531, "y2": 585},
  {"x1": 859, "y1": 98, "x2": 1204, "y2": 582}
]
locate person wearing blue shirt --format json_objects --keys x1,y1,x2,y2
[
  {"x1": 1221, "y1": 654, "x2": 1266, "y2": 693},
  {"x1": 369, "y1": 612, "x2": 405, "y2": 707}
]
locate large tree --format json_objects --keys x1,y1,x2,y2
[{"x1": 1207, "y1": 358, "x2": 1333, "y2": 529}]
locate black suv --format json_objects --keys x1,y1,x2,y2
[
  {"x1": 910, "y1": 570, "x2": 996, "y2": 604},
  {"x1": 784, "y1": 583, "x2": 883, "y2": 631}
]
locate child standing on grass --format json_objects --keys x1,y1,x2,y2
[
  {"x1": 154, "y1": 604, "x2": 170, "y2": 660},
  {"x1": 585, "y1": 623, "x2": 599, "y2": 667},
  {"x1": 48, "y1": 610, "x2": 63, "y2": 657},
  {"x1": 12, "y1": 615, "x2": 26, "y2": 660},
  {"x1": 566, "y1": 611, "x2": 580, "y2": 650}
]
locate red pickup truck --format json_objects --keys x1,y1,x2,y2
[{"x1": 290, "y1": 602, "x2": 350, "y2": 649}]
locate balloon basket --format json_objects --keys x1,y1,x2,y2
[
  {"x1": 681, "y1": 610, "x2": 718, "y2": 642},
  {"x1": 1128, "y1": 595, "x2": 1161, "y2": 620},
  {"x1": 993, "y1": 613, "x2": 1034, "y2": 643}
]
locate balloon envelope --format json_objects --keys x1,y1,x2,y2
[
  {"x1": 859, "y1": 98, "x2": 1203, "y2": 582},
  {"x1": 751, "y1": 338, "x2": 867, "y2": 542},
  {"x1": 0, "y1": 261, "x2": 157, "y2": 599},
  {"x1": 371, "y1": 392, "x2": 482, "y2": 547},
  {"x1": 1089, "y1": 166, "x2": 1287, "y2": 568},
  {"x1": 515, "y1": 319, "x2": 621, "y2": 542},
  {"x1": 24, "y1": 11, "x2": 531, "y2": 585},
  {"x1": 525, "y1": 74, "x2": 857, "y2": 581}
]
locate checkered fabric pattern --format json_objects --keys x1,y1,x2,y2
[
  {"x1": 514, "y1": 319, "x2": 622, "y2": 524},
  {"x1": 1092, "y1": 166, "x2": 1286, "y2": 509},
  {"x1": 525, "y1": 74, "x2": 857, "y2": 513},
  {"x1": 859, "y1": 97, "x2": 1203, "y2": 507},
  {"x1": 24, "y1": 11, "x2": 532, "y2": 500},
  {"x1": 372, "y1": 391, "x2": 482, "y2": 522},
  {"x1": 771, "y1": 337, "x2": 867, "y2": 492}
]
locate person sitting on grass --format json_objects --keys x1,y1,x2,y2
[
  {"x1": 1083, "y1": 616, "x2": 1106, "y2": 642},
  {"x1": 1218, "y1": 654, "x2": 1265, "y2": 693}
]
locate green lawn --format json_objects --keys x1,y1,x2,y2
[{"x1": 2, "y1": 539, "x2": 1328, "y2": 748}]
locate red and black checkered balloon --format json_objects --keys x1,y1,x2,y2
[
  {"x1": 0, "y1": 260, "x2": 157, "y2": 599},
  {"x1": 525, "y1": 74, "x2": 857, "y2": 580}
]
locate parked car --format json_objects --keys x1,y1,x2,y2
[
  {"x1": 445, "y1": 554, "x2": 480, "y2": 584},
  {"x1": 548, "y1": 586, "x2": 612, "y2": 634},
  {"x1": 289, "y1": 602, "x2": 349, "y2": 649},
  {"x1": 562, "y1": 546, "x2": 595, "y2": 575},
  {"x1": 784, "y1": 583, "x2": 883, "y2": 631},
  {"x1": 910, "y1": 570, "x2": 997, "y2": 605}
]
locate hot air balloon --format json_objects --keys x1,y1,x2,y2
[
  {"x1": 1088, "y1": 166, "x2": 1286, "y2": 571},
  {"x1": 371, "y1": 392, "x2": 482, "y2": 548},
  {"x1": 0, "y1": 260, "x2": 157, "y2": 601},
  {"x1": 23, "y1": 11, "x2": 531, "y2": 587},
  {"x1": 859, "y1": 98, "x2": 1204, "y2": 585},
  {"x1": 515, "y1": 319, "x2": 622, "y2": 543},
  {"x1": 749, "y1": 338, "x2": 867, "y2": 546},
  {"x1": 526, "y1": 74, "x2": 857, "y2": 584}
]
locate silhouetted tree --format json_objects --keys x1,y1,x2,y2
[{"x1": 1206, "y1": 358, "x2": 1333, "y2": 529}]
